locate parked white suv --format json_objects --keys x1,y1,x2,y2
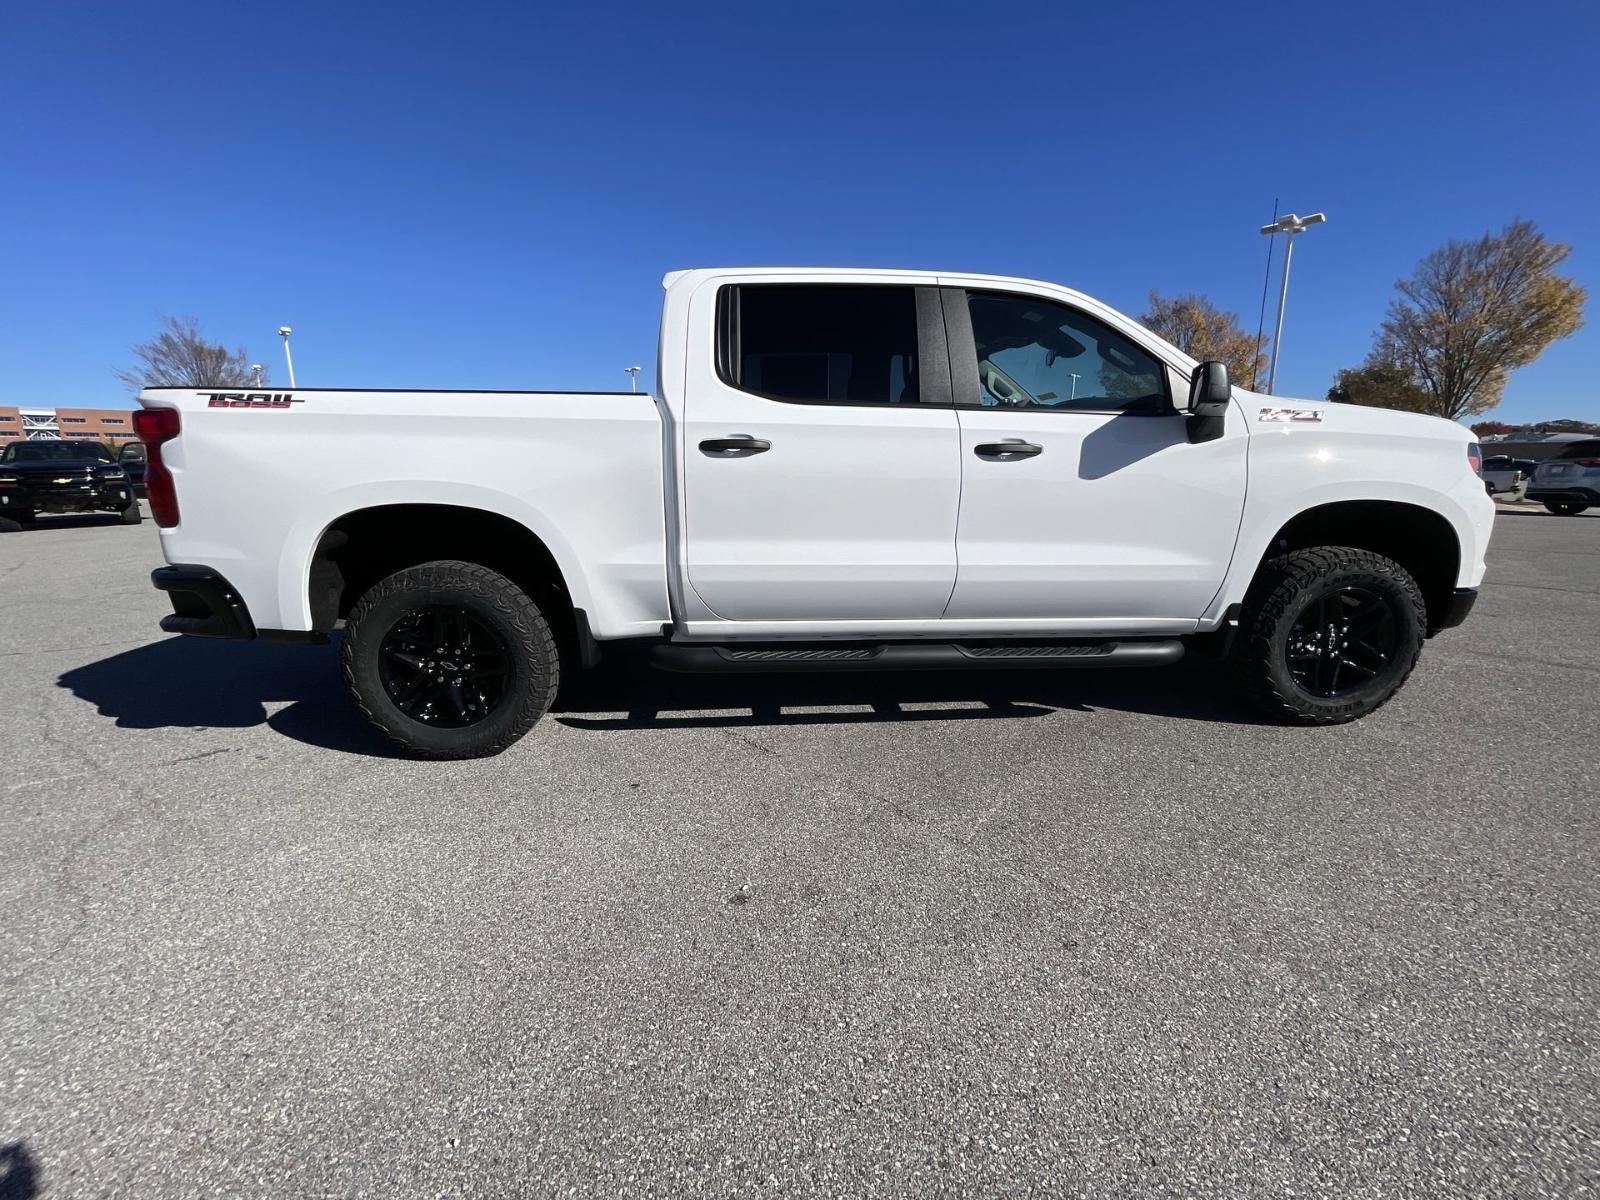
[
  {"x1": 1526, "y1": 439, "x2": 1600, "y2": 515},
  {"x1": 133, "y1": 267, "x2": 1494, "y2": 758}
]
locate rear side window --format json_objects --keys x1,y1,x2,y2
[
  {"x1": 1556, "y1": 440, "x2": 1600, "y2": 460},
  {"x1": 717, "y1": 285, "x2": 920, "y2": 405}
]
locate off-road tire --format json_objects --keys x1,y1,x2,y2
[
  {"x1": 1544, "y1": 502, "x2": 1588, "y2": 516},
  {"x1": 1231, "y1": 546, "x2": 1426, "y2": 725},
  {"x1": 119, "y1": 503, "x2": 143, "y2": 525},
  {"x1": 341, "y1": 560, "x2": 560, "y2": 759}
]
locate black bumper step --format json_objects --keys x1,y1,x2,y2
[
  {"x1": 152, "y1": 565, "x2": 256, "y2": 640},
  {"x1": 649, "y1": 639, "x2": 1183, "y2": 674}
]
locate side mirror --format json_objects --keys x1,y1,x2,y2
[
  {"x1": 1186, "y1": 361, "x2": 1230, "y2": 444},
  {"x1": 1187, "y1": 360, "x2": 1231, "y2": 416}
]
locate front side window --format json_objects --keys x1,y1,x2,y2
[
  {"x1": 965, "y1": 291, "x2": 1166, "y2": 412},
  {"x1": 719, "y1": 285, "x2": 920, "y2": 405}
]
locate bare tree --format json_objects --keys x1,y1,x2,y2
[
  {"x1": 1337, "y1": 220, "x2": 1584, "y2": 420},
  {"x1": 1138, "y1": 291, "x2": 1267, "y2": 388},
  {"x1": 116, "y1": 316, "x2": 264, "y2": 391}
]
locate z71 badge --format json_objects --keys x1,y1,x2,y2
[
  {"x1": 203, "y1": 392, "x2": 302, "y2": 409},
  {"x1": 1258, "y1": 406, "x2": 1324, "y2": 424}
]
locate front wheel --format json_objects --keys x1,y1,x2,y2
[
  {"x1": 1231, "y1": 547, "x2": 1427, "y2": 725},
  {"x1": 341, "y1": 560, "x2": 560, "y2": 759},
  {"x1": 1544, "y1": 501, "x2": 1589, "y2": 515},
  {"x1": 119, "y1": 503, "x2": 143, "y2": 524}
]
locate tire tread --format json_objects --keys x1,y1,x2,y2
[
  {"x1": 1231, "y1": 546, "x2": 1426, "y2": 726},
  {"x1": 340, "y1": 559, "x2": 559, "y2": 759}
]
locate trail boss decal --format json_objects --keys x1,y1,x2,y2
[
  {"x1": 203, "y1": 392, "x2": 302, "y2": 409},
  {"x1": 1258, "y1": 406, "x2": 1325, "y2": 424}
]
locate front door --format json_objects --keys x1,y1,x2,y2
[
  {"x1": 941, "y1": 285, "x2": 1247, "y2": 625},
  {"x1": 681, "y1": 280, "x2": 962, "y2": 622}
]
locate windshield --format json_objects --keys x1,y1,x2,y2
[{"x1": 2, "y1": 441, "x2": 112, "y2": 463}]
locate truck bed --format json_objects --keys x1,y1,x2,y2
[{"x1": 137, "y1": 388, "x2": 670, "y2": 638}]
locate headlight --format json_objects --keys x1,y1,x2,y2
[{"x1": 101, "y1": 469, "x2": 127, "y2": 480}]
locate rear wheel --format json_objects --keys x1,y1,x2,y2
[
  {"x1": 1231, "y1": 546, "x2": 1426, "y2": 725},
  {"x1": 1544, "y1": 501, "x2": 1589, "y2": 515},
  {"x1": 341, "y1": 560, "x2": 560, "y2": 759}
]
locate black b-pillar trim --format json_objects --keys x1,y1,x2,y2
[{"x1": 937, "y1": 287, "x2": 983, "y2": 408}]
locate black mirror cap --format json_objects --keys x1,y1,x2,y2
[{"x1": 1188, "y1": 360, "x2": 1231, "y2": 416}]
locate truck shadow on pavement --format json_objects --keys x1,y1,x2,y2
[
  {"x1": 58, "y1": 637, "x2": 1264, "y2": 757},
  {"x1": 0, "y1": 1141, "x2": 41, "y2": 1200}
]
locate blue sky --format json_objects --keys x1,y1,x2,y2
[{"x1": 3, "y1": 0, "x2": 1597, "y2": 425}]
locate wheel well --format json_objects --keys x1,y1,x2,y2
[
  {"x1": 309, "y1": 504, "x2": 579, "y2": 657},
  {"x1": 1259, "y1": 501, "x2": 1461, "y2": 631}
]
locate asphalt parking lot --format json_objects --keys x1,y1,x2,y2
[{"x1": 2, "y1": 506, "x2": 1596, "y2": 1198}]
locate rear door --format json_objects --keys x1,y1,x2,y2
[
  {"x1": 680, "y1": 278, "x2": 961, "y2": 621},
  {"x1": 941, "y1": 284, "x2": 1248, "y2": 626}
]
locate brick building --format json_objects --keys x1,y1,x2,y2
[{"x1": 0, "y1": 406, "x2": 139, "y2": 447}]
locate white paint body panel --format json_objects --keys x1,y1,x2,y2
[
  {"x1": 676, "y1": 270, "x2": 961, "y2": 620},
  {"x1": 142, "y1": 266, "x2": 1493, "y2": 646},
  {"x1": 141, "y1": 390, "x2": 667, "y2": 637}
]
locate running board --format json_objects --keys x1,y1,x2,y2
[{"x1": 648, "y1": 639, "x2": 1184, "y2": 674}]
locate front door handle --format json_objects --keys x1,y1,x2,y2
[
  {"x1": 699, "y1": 436, "x2": 772, "y2": 455},
  {"x1": 974, "y1": 440, "x2": 1043, "y2": 459}
]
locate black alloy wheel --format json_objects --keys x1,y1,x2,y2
[
  {"x1": 341, "y1": 559, "x2": 560, "y2": 758},
  {"x1": 1284, "y1": 586, "x2": 1399, "y2": 699},
  {"x1": 377, "y1": 605, "x2": 510, "y2": 728}
]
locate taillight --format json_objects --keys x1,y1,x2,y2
[
  {"x1": 1572, "y1": 458, "x2": 1600, "y2": 467},
  {"x1": 134, "y1": 407, "x2": 181, "y2": 527},
  {"x1": 1466, "y1": 444, "x2": 1482, "y2": 477}
]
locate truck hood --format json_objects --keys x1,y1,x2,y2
[{"x1": 1233, "y1": 389, "x2": 1473, "y2": 444}]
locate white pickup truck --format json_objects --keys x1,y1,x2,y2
[{"x1": 135, "y1": 268, "x2": 1494, "y2": 758}]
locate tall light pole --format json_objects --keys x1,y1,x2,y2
[
  {"x1": 250, "y1": 363, "x2": 265, "y2": 388},
  {"x1": 1258, "y1": 212, "x2": 1326, "y2": 395},
  {"x1": 278, "y1": 326, "x2": 296, "y2": 388},
  {"x1": 625, "y1": 365, "x2": 641, "y2": 393}
]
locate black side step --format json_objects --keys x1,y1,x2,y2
[{"x1": 649, "y1": 640, "x2": 1184, "y2": 674}]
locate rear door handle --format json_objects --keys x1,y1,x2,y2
[
  {"x1": 699, "y1": 436, "x2": 772, "y2": 454},
  {"x1": 974, "y1": 440, "x2": 1042, "y2": 459}
]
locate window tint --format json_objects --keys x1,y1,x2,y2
[
  {"x1": 965, "y1": 291, "x2": 1166, "y2": 412},
  {"x1": 720, "y1": 285, "x2": 920, "y2": 405}
]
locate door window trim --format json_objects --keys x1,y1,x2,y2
[
  {"x1": 939, "y1": 287, "x2": 1175, "y2": 416},
  {"x1": 714, "y1": 283, "x2": 952, "y2": 409}
]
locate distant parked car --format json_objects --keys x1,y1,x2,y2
[
  {"x1": 1526, "y1": 439, "x2": 1600, "y2": 515},
  {"x1": 1481, "y1": 455, "x2": 1529, "y2": 497},
  {"x1": 0, "y1": 439, "x2": 141, "y2": 527},
  {"x1": 118, "y1": 441, "x2": 148, "y2": 496}
]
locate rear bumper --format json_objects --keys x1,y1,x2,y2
[
  {"x1": 1431, "y1": 587, "x2": 1478, "y2": 633},
  {"x1": 152, "y1": 565, "x2": 257, "y2": 640},
  {"x1": 1526, "y1": 487, "x2": 1598, "y2": 504}
]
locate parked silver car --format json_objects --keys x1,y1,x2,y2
[
  {"x1": 1526, "y1": 439, "x2": 1600, "y2": 515},
  {"x1": 1481, "y1": 455, "x2": 1532, "y2": 498}
]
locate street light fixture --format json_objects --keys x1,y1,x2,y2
[
  {"x1": 625, "y1": 365, "x2": 641, "y2": 393},
  {"x1": 250, "y1": 363, "x2": 265, "y2": 387},
  {"x1": 1258, "y1": 211, "x2": 1326, "y2": 395},
  {"x1": 278, "y1": 326, "x2": 296, "y2": 388}
]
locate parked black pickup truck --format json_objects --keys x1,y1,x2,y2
[{"x1": 0, "y1": 440, "x2": 141, "y2": 526}]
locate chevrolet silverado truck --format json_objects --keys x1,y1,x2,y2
[
  {"x1": 135, "y1": 268, "x2": 1493, "y2": 758},
  {"x1": 0, "y1": 439, "x2": 141, "y2": 526}
]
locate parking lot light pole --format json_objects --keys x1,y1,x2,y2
[
  {"x1": 1258, "y1": 212, "x2": 1326, "y2": 395},
  {"x1": 625, "y1": 366, "x2": 641, "y2": 393},
  {"x1": 278, "y1": 326, "x2": 296, "y2": 388}
]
